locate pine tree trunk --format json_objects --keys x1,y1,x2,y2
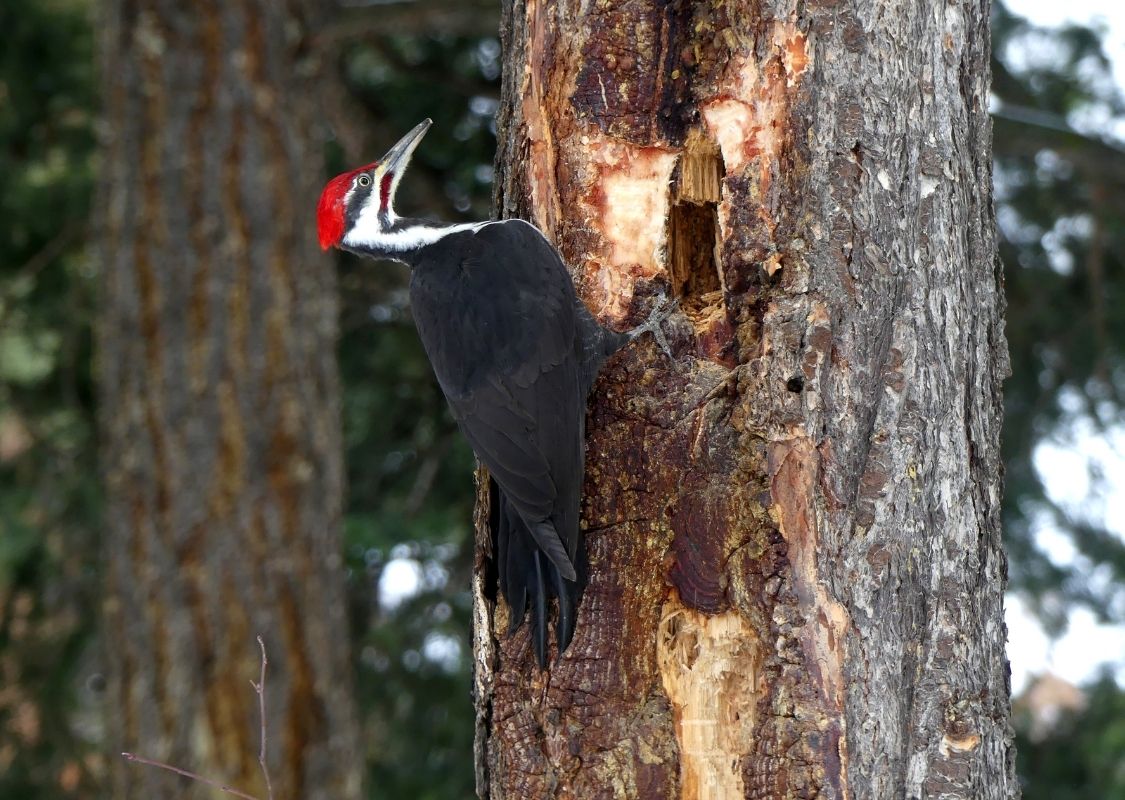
[
  {"x1": 475, "y1": 0, "x2": 1016, "y2": 797},
  {"x1": 96, "y1": 3, "x2": 362, "y2": 799}
]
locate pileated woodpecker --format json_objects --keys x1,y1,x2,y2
[{"x1": 317, "y1": 119, "x2": 663, "y2": 666}]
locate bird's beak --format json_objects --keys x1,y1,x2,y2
[{"x1": 380, "y1": 118, "x2": 432, "y2": 177}]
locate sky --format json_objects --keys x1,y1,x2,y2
[
  {"x1": 381, "y1": 0, "x2": 1125, "y2": 693},
  {"x1": 1009, "y1": 0, "x2": 1125, "y2": 89}
]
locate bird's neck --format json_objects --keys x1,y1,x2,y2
[{"x1": 343, "y1": 216, "x2": 483, "y2": 263}]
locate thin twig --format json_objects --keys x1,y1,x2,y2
[
  {"x1": 405, "y1": 439, "x2": 452, "y2": 516},
  {"x1": 122, "y1": 636, "x2": 276, "y2": 800},
  {"x1": 120, "y1": 753, "x2": 260, "y2": 800},
  {"x1": 251, "y1": 635, "x2": 275, "y2": 800},
  {"x1": 0, "y1": 222, "x2": 83, "y2": 324},
  {"x1": 10, "y1": 221, "x2": 83, "y2": 285}
]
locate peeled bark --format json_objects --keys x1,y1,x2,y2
[
  {"x1": 475, "y1": 1, "x2": 1015, "y2": 798},
  {"x1": 96, "y1": 3, "x2": 361, "y2": 799}
]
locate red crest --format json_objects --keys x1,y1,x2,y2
[{"x1": 316, "y1": 164, "x2": 376, "y2": 250}]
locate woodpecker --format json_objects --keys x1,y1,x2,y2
[{"x1": 317, "y1": 119, "x2": 665, "y2": 667}]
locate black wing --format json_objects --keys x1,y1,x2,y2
[{"x1": 409, "y1": 220, "x2": 587, "y2": 662}]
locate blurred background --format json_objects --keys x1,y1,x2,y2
[{"x1": 1, "y1": 0, "x2": 1123, "y2": 797}]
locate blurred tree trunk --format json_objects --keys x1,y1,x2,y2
[
  {"x1": 474, "y1": 0, "x2": 1016, "y2": 798},
  {"x1": 96, "y1": 3, "x2": 361, "y2": 799}
]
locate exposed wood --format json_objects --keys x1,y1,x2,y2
[
  {"x1": 479, "y1": 0, "x2": 1015, "y2": 798},
  {"x1": 95, "y1": 2, "x2": 362, "y2": 799}
]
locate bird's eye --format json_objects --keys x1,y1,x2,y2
[{"x1": 357, "y1": 174, "x2": 372, "y2": 188}]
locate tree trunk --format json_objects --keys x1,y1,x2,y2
[
  {"x1": 475, "y1": 1, "x2": 1016, "y2": 798},
  {"x1": 96, "y1": 3, "x2": 361, "y2": 799}
]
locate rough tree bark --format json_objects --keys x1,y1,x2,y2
[
  {"x1": 474, "y1": 1, "x2": 1015, "y2": 798},
  {"x1": 96, "y1": 3, "x2": 361, "y2": 799}
]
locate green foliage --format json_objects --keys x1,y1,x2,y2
[
  {"x1": 0, "y1": 0, "x2": 99, "y2": 796},
  {"x1": 992, "y1": 3, "x2": 1125, "y2": 630}
]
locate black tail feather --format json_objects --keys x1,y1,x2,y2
[
  {"x1": 498, "y1": 494, "x2": 527, "y2": 633},
  {"x1": 551, "y1": 562, "x2": 572, "y2": 653},
  {"x1": 531, "y1": 552, "x2": 548, "y2": 668},
  {"x1": 530, "y1": 521, "x2": 577, "y2": 581},
  {"x1": 493, "y1": 482, "x2": 585, "y2": 665}
]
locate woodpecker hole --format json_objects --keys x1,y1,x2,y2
[
  {"x1": 669, "y1": 129, "x2": 724, "y2": 306},
  {"x1": 670, "y1": 203, "x2": 721, "y2": 300},
  {"x1": 786, "y1": 376, "x2": 805, "y2": 393}
]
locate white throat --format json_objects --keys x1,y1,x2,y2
[{"x1": 343, "y1": 217, "x2": 486, "y2": 253}]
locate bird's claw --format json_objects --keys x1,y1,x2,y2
[{"x1": 629, "y1": 292, "x2": 679, "y2": 360}]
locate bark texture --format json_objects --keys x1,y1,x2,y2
[
  {"x1": 476, "y1": 0, "x2": 1015, "y2": 798},
  {"x1": 96, "y1": 3, "x2": 361, "y2": 799}
]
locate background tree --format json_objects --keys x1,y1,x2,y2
[
  {"x1": 475, "y1": 0, "x2": 1013, "y2": 796},
  {"x1": 94, "y1": 2, "x2": 361, "y2": 798}
]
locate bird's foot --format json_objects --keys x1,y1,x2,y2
[{"x1": 628, "y1": 291, "x2": 679, "y2": 359}]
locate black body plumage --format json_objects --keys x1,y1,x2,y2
[
  {"x1": 320, "y1": 120, "x2": 634, "y2": 666},
  {"x1": 400, "y1": 219, "x2": 626, "y2": 666}
]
